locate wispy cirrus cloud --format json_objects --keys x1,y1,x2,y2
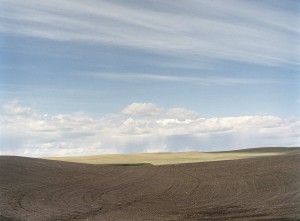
[
  {"x1": 1, "y1": 0, "x2": 299, "y2": 67},
  {"x1": 83, "y1": 72, "x2": 277, "y2": 85},
  {"x1": 1, "y1": 101, "x2": 299, "y2": 157}
]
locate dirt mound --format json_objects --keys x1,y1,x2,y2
[{"x1": 0, "y1": 154, "x2": 299, "y2": 220}]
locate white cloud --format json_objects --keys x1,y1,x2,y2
[
  {"x1": 166, "y1": 108, "x2": 198, "y2": 121},
  {"x1": 121, "y1": 103, "x2": 162, "y2": 116},
  {"x1": 0, "y1": 0, "x2": 298, "y2": 66},
  {"x1": 2, "y1": 99, "x2": 35, "y2": 116},
  {"x1": 0, "y1": 101, "x2": 299, "y2": 157}
]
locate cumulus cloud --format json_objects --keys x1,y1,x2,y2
[
  {"x1": 0, "y1": 101, "x2": 299, "y2": 157},
  {"x1": 166, "y1": 108, "x2": 198, "y2": 121},
  {"x1": 121, "y1": 103, "x2": 162, "y2": 116},
  {"x1": 3, "y1": 100, "x2": 35, "y2": 116}
]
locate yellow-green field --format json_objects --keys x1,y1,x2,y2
[{"x1": 45, "y1": 147, "x2": 300, "y2": 165}]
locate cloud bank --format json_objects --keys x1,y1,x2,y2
[{"x1": 0, "y1": 101, "x2": 299, "y2": 157}]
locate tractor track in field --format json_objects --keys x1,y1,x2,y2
[{"x1": 0, "y1": 153, "x2": 299, "y2": 220}]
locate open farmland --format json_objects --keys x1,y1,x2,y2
[
  {"x1": 0, "y1": 148, "x2": 299, "y2": 220},
  {"x1": 45, "y1": 147, "x2": 300, "y2": 165}
]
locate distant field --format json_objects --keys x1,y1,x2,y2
[{"x1": 45, "y1": 147, "x2": 300, "y2": 165}]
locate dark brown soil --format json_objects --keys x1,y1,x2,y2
[{"x1": 0, "y1": 154, "x2": 299, "y2": 220}]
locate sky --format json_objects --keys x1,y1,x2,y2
[{"x1": 0, "y1": 0, "x2": 299, "y2": 157}]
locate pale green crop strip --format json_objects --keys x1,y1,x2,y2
[{"x1": 44, "y1": 148, "x2": 299, "y2": 165}]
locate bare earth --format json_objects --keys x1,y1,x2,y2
[{"x1": 0, "y1": 149, "x2": 300, "y2": 220}]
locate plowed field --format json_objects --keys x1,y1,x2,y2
[{"x1": 0, "y1": 153, "x2": 299, "y2": 220}]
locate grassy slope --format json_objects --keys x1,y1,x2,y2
[{"x1": 44, "y1": 147, "x2": 300, "y2": 165}]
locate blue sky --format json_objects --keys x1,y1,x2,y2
[{"x1": 0, "y1": 0, "x2": 299, "y2": 156}]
